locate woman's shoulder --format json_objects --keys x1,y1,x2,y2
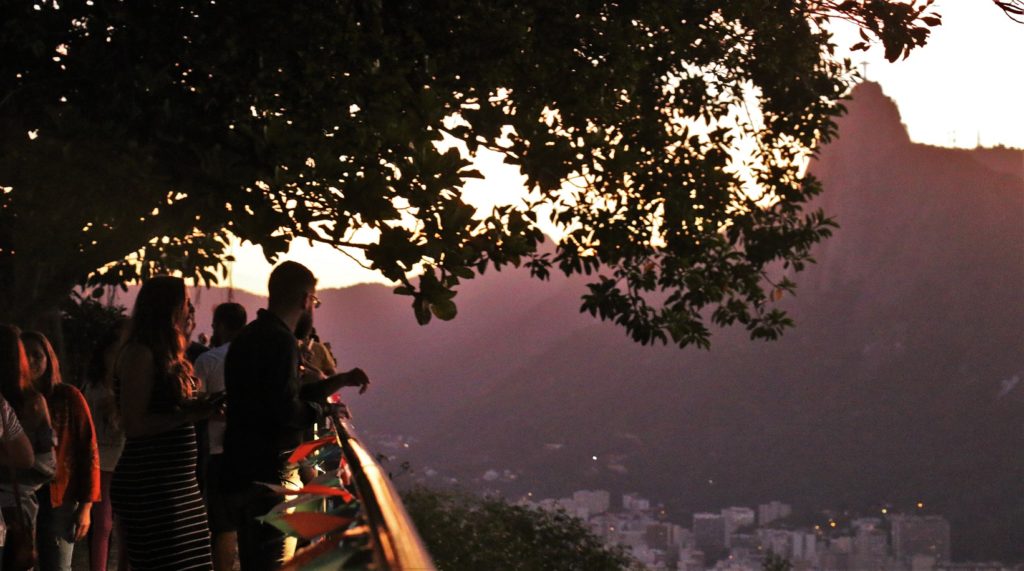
[
  {"x1": 52, "y1": 382, "x2": 81, "y2": 397},
  {"x1": 21, "y1": 389, "x2": 52, "y2": 429},
  {"x1": 117, "y1": 341, "x2": 155, "y2": 369},
  {"x1": 119, "y1": 340, "x2": 153, "y2": 357},
  {"x1": 25, "y1": 389, "x2": 48, "y2": 411},
  {"x1": 53, "y1": 383, "x2": 89, "y2": 410}
]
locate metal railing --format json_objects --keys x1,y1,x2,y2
[
  {"x1": 283, "y1": 413, "x2": 436, "y2": 570},
  {"x1": 333, "y1": 414, "x2": 436, "y2": 571}
]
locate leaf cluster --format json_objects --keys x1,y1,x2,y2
[
  {"x1": 0, "y1": 1, "x2": 934, "y2": 345},
  {"x1": 808, "y1": 0, "x2": 942, "y2": 61},
  {"x1": 58, "y1": 290, "x2": 127, "y2": 384}
]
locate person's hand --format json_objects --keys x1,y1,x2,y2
[
  {"x1": 74, "y1": 504, "x2": 91, "y2": 541},
  {"x1": 183, "y1": 399, "x2": 216, "y2": 423},
  {"x1": 318, "y1": 369, "x2": 370, "y2": 399},
  {"x1": 210, "y1": 404, "x2": 227, "y2": 421},
  {"x1": 344, "y1": 368, "x2": 370, "y2": 394},
  {"x1": 338, "y1": 459, "x2": 353, "y2": 488},
  {"x1": 327, "y1": 401, "x2": 351, "y2": 419}
]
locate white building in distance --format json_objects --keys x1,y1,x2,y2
[{"x1": 758, "y1": 501, "x2": 793, "y2": 526}]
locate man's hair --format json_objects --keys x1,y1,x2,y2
[
  {"x1": 268, "y1": 261, "x2": 317, "y2": 308},
  {"x1": 212, "y1": 302, "x2": 247, "y2": 333}
]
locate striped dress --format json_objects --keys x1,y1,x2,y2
[{"x1": 111, "y1": 422, "x2": 213, "y2": 570}]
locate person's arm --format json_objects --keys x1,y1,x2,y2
[
  {"x1": 68, "y1": 387, "x2": 101, "y2": 540},
  {"x1": 24, "y1": 392, "x2": 57, "y2": 483},
  {"x1": 266, "y1": 339, "x2": 319, "y2": 432},
  {"x1": 298, "y1": 368, "x2": 370, "y2": 401},
  {"x1": 68, "y1": 387, "x2": 102, "y2": 502},
  {"x1": 117, "y1": 343, "x2": 212, "y2": 438},
  {"x1": 193, "y1": 352, "x2": 216, "y2": 393},
  {"x1": 0, "y1": 430, "x2": 34, "y2": 468},
  {"x1": 0, "y1": 398, "x2": 34, "y2": 469}
]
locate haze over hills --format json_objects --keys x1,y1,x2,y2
[{"x1": 164, "y1": 82, "x2": 1023, "y2": 561}]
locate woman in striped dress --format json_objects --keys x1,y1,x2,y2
[{"x1": 111, "y1": 276, "x2": 216, "y2": 570}]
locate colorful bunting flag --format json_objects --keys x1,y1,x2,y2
[
  {"x1": 283, "y1": 539, "x2": 362, "y2": 571},
  {"x1": 256, "y1": 482, "x2": 295, "y2": 496},
  {"x1": 287, "y1": 435, "x2": 338, "y2": 464},
  {"x1": 297, "y1": 483, "x2": 355, "y2": 503},
  {"x1": 275, "y1": 512, "x2": 354, "y2": 540}
]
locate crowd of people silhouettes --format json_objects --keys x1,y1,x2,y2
[{"x1": 0, "y1": 261, "x2": 370, "y2": 571}]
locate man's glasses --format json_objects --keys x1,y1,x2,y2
[{"x1": 310, "y1": 294, "x2": 322, "y2": 309}]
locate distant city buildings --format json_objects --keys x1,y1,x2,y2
[
  {"x1": 892, "y1": 514, "x2": 952, "y2": 563},
  {"x1": 677, "y1": 548, "x2": 705, "y2": 571},
  {"x1": 693, "y1": 513, "x2": 727, "y2": 558},
  {"x1": 758, "y1": 501, "x2": 793, "y2": 526},
  {"x1": 535, "y1": 489, "x2": 612, "y2": 520},
  {"x1": 720, "y1": 507, "x2": 755, "y2": 546},
  {"x1": 851, "y1": 517, "x2": 889, "y2": 569},
  {"x1": 573, "y1": 489, "x2": 611, "y2": 517},
  {"x1": 624, "y1": 492, "x2": 652, "y2": 512},
  {"x1": 791, "y1": 530, "x2": 819, "y2": 566},
  {"x1": 520, "y1": 491, "x2": 1017, "y2": 571}
]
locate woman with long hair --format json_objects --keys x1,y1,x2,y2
[
  {"x1": 21, "y1": 330, "x2": 101, "y2": 571},
  {"x1": 111, "y1": 276, "x2": 214, "y2": 570},
  {"x1": 0, "y1": 324, "x2": 56, "y2": 568},
  {"x1": 0, "y1": 326, "x2": 35, "y2": 472},
  {"x1": 0, "y1": 389, "x2": 35, "y2": 565},
  {"x1": 81, "y1": 319, "x2": 129, "y2": 571},
  {"x1": 0, "y1": 324, "x2": 36, "y2": 567}
]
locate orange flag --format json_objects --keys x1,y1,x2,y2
[
  {"x1": 287, "y1": 435, "x2": 337, "y2": 464},
  {"x1": 297, "y1": 483, "x2": 355, "y2": 503},
  {"x1": 277, "y1": 512, "x2": 354, "y2": 540}
]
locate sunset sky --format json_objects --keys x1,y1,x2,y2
[{"x1": 227, "y1": 1, "x2": 1024, "y2": 295}]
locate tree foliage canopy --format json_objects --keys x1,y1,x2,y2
[
  {"x1": 0, "y1": 1, "x2": 939, "y2": 345},
  {"x1": 402, "y1": 487, "x2": 634, "y2": 571}
]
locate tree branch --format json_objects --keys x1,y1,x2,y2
[{"x1": 994, "y1": 0, "x2": 1024, "y2": 23}]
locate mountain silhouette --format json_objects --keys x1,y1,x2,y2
[{"x1": 166, "y1": 82, "x2": 1023, "y2": 562}]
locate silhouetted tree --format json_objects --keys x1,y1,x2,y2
[
  {"x1": 402, "y1": 487, "x2": 635, "y2": 571},
  {"x1": 1, "y1": 1, "x2": 939, "y2": 345},
  {"x1": 59, "y1": 291, "x2": 126, "y2": 384}
]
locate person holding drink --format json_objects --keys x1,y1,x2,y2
[
  {"x1": 221, "y1": 261, "x2": 369, "y2": 570},
  {"x1": 110, "y1": 276, "x2": 217, "y2": 570}
]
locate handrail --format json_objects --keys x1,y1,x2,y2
[{"x1": 331, "y1": 413, "x2": 436, "y2": 571}]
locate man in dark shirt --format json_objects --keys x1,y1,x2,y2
[
  {"x1": 221, "y1": 261, "x2": 369, "y2": 570},
  {"x1": 184, "y1": 299, "x2": 211, "y2": 363}
]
